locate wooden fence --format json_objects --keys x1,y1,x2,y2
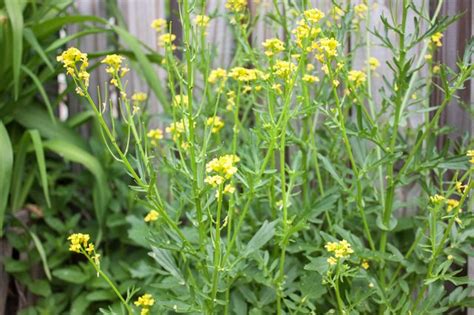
[{"x1": 69, "y1": 0, "x2": 472, "y2": 313}]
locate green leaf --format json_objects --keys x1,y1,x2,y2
[
  {"x1": 71, "y1": 293, "x2": 91, "y2": 315},
  {"x1": 27, "y1": 279, "x2": 51, "y2": 297},
  {"x1": 149, "y1": 247, "x2": 184, "y2": 284},
  {"x1": 23, "y1": 28, "x2": 53, "y2": 71},
  {"x1": 243, "y1": 220, "x2": 277, "y2": 256},
  {"x1": 317, "y1": 153, "x2": 347, "y2": 189},
  {"x1": 32, "y1": 15, "x2": 107, "y2": 38},
  {"x1": 53, "y1": 266, "x2": 89, "y2": 284},
  {"x1": 28, "y1": 130, "x2": 51, "y2": 207},
  {"x1": 21, "y1": 65, "x2": 56, "y2": 123},
  {"x1": 43, "y1": 140, "x2": 109, "y2": 226},
  {"x1": 28, "y1": 230, "x2": 51, "y2": 280},
  {"x1": 0, "y1": 122, "x2": 13, "y2": 236},
  {"x1": 5, "y1": 0, "x2": 24, "y2": 99}
]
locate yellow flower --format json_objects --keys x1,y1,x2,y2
[
  {"x1": 327, "y1": 256, "x2": 338, "y2": 266},
  {"x1": 147, "y1": 128, "x2": 163, "y2": 146},
  {"x1": 172, "y1": 94, "x2": 189, "y2": 107},
  {"x1": 348, "y1": 70, "x2": 366, "y2": 87},
  {"x1": 316, "y1": 37, "x2": 339, "y2": 60},
  {"x1": 206, "y1": 116, "x2": 225, "y2": 133},
  {"x1": 431, "y1": 32, "x2": 443, "y2": 47},
  {"x1": 273, "y1": 60, "x2": 296, "y2": 80},
  {"x1": 134, "y1": 293, "x2": 155, "y2": 315},
  {"x1": 101, "y1": 54, "x2": 125, "y2": 75},
  {"x1": 455, "y1": 181, "x2": 467, "y2": 194},
  {"x1": 467, "y1": 150, "x2": 474, "y2": 164},
  {"x1": 361, "y1": 260, "x2": 369, "y2": 270},
  {"x1": 208, "y1": 68, "x2": 227, "y2": 84},
  {"x1": 446, "y1": 199, "x2": 460, "y2": 213},
  {"x1": 354, "y1": 4, "x2": 368, "y2": 17},
  {"x1": 225, "y1": 0, "x2": 247, "y2": 13},
  {"x1": 330, "y1": 6, "x2": 345, "y2": 20},
  {"x1": 292, "y1": 20, "x2": 321, "y2": 47},
  {"x1": 272, "y1": 83, "x2": 282, "y2": 95},
  {"x1": 159, "y1": 33, "x2": 176, "y2": 49},
  {"x1": 302, "y1": 74, "x2": 319, "y2": 83},
  {"x1": 368, "y1": 57, "x2": 380, "y2": 70},
  {"x1": 229, "y1": 67, "x2": 259, "y2": 82},
  {"x1": 430, "y1": 194, "x2": 445, "y2": 203},
  {"x1": 132, "y1": 92, "x2": 147, "y2": 104},
  {"x1": 206, "y1": 154, "x2": 240, "y2": 179},
  {"x1": 151, "y1": 18, "x2": 167, "y2": 32},
  {"x1": 166, "y1": 119, "x2": 192, "y2": 141},
  {"x1": 303, "y1": 8, "x2": 325, "y2": 23},
  {"x1": 68, "y1": 233, "x2": 91, "y2": 253},
  {"x1": 194, "y1": 15, "x2": 210, "y2": 27},
  {"x1": 424, "y1": 54, "x2": 432, "y2": 61},
  {"x1": 325, "y1": 239, "x2": 354, "y2": 258},
  {"x1": 262, "y1": 38, "x2": 285, "y2": 57},
  {"x1": 205, "y1": 175, "x2": 225, "y2": 187},
  {"x1": 57, "y1": 47, "x2": 89, "y2": 86},
  {"x1": 144, "y1": 210, "x2": 160, "y2": 222},
  {"x1": 433, "y1": 65, "x2": 440, "y2": 73},
  {"x1": 332, "y1": 79, "x2": 340, "y2": 87}
]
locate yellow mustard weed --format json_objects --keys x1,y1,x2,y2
[
  {"x1": 151, "y1": 18, "x2": 167, "y2": 32},
  {"x1": 57, "y1": 47, "x2": 90, "y2": 89},
  {"x1": 361, "y1": 260, "x2": 369, "y2": 270},
  {"x1": 330, "y1": 5, "x2": 344, "y2": 20},
  {"x1": 327, "y1": 256, "x2": 338, "y2": 266},
  {"x1": 132, "y1": 92, "x2": 147, "y2": 103},
  {"x1": 205, "y1": 175, "x2": 225, "y2": 187},
  {"x1": 194, "y1": 15, "x2": 210, "y2": 28},
  {"x1": 165, "y1": 119, "x2": 193, "y2": 142},
  {"x1": 272, "y1": 83, "x2": 283, "y2": 95},
  {"x1": 206, "y1": 116, "x2": 225, "y2": 133},
  {"x1": 225, "y1": 0, "x2": 246, "y2": 13},
  {"x1": 273, "y1": 60, "x2": 296, "y2": 80},
  {"x1": 144, "y1": 210, "x2": 160, "y2": 222},
  {"x1": 229, "y1": 67, "x2": 259, "y2": 82},
  {"x1": 134, "y1": 293, "x2": 155, "y2": 315},
  {"x1": 348, "y1": 70, "x2": 366, "y2": 87},
  {"x1": 467, "y1": 150, "x2": 474, "y2": 164},
  {"x1": 292, "y1": 20, "x2": 321, "y2": 47},
  {"x1": 172, "y1": 94, "x2": 189, "y2": 107},
  {"x1": 332, "y1": 79, "x2": 340, "y2": 87},
  {"x1": 315, "y1": 37, "x2": 340, "y2": 61},
  {"x1": 354, "y1": 3, "x2": 368, "y2": 18},
  {"x1": 430, "y1": 194, "x2": 445, "y2": 203},
  {"x1": 368, "y1": 57, "x2": 380, "y2": 70},
  {"x1": 147, "y1": 128, "x2": 163, "y2": 146},
  {"x1": 433, "y1": 65, "x2": 441, "y2": 73},
  {"x1": 159, "y1": 33, "x2": 177, "y2": 49},
  {"x1": 206, "y1": 154, "x2": 240, "y2": 179},
  {"x1": 208, "y1": 68, "x2": 227, "y2": 85},
  {"x1": 325, "y1": 239, "x2": 354, "y2": 258},
  {"x1": 303, "y1": 8, "x2": 325, "y2": 23},
  {"x1": 455, "y1": 181, "x2": 467, "y2": 194},
  {"x1": 302, "y1": 74, "x2": 320, "y2": 83},
  {"x1": 101, "y1": 54, "x2": 125, "y2": 74},
  {"x1": 431, "y1": 32, "x2": 443, "y2": 47},
  {"x1": 68, "y1": 233, "x2": 90, "y2": 253},
  {"x1": 446, "y1": 199, "x2": 460, "y2": 213},
  {"x1": 262, "y1": 38, "x2": 285, "y2": 57}
]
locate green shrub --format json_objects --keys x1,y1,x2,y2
[{"x1": 59, "y1": 1, "x2": 472, "y2": 314}]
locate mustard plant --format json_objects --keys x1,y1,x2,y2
[{"x1": 59, "y1": 0, "x2": 473, "y2": 314}]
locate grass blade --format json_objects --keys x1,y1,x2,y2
[
  {"x1": 23, "y1": 28, "x2": 54, "y2": 71},
  {"x1": 28, "y1": 130, "x2": 51, "y2": 208},
  {"x1": 21, "y1": 65, "x2": 56, "y2": 123},
  {"x1": 0, "y1": 122, "x2": 13, "y2": 236},
  {"x1": 5, "y1": 0, "x2": 24, "y2": 99}
]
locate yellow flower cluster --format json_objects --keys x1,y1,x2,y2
[
  {"x1": 205, "y1": 155, "x2": 239, "y2": 197},
  {"x1": 166, "y1": 119, "x2": 194, "y2": 144},
  {"x1": 194, "y1": 15, "x2": 210, "y2": 28},
  {"x1": 159, "y1": 33, "x2": 176, "y2": 50},
  {"x1": 225, "y1": 0, "x2": 247, "y2": 13},
  {"x1": 314, "y1": 37, "x2": 340, "y2": 61},
  {"x1": 226, "y1": 91, "x2": 236, "y2": 111},
  {"x1": 151, "y1": 18, "x2": 167, "y2": 32},
  {"x1": 467, "y1": 150, "x2": 474, "y2": 164},
  {"x1": 273, "y1": 60, "x2": 296, "y2": 80},
  {"x1": 430, "y1": 194, "x2": 462, "y2": 214},
  {"x1": 262, "y1": 38, "x2": 285, "y2": 57},
  {"x1": 431, "y1": 32, "x2": 443, "y2": 47},
  {"x1": 101, "y1": 54, "x2": 128, "y2": 86},
  {"x1": 147, "y1": 128, "x2": 163, "y2": 146},
  {"x1": 134, "y1": 293, "x2": 155, "y2": 315},
  {"x1": 208, "y1": 68, "x2": 227, "y2": 85},
  {"x1": 57, "y1": 47, "x2": 90, "y2": 94},
  {"x1": 292, "y1": 20, "x2": 321, "y2": 48},
  {"x1": 325, "y1": 239, "x2": 354, "y2": 265},
  {"x1": 229, "y1": 67, "x2": 261, "y2": 82},
  {"x1": 68, "y1": 233, "x2": 91, "y2": 253},
  {"x1": 303, "y1": 8, "x2": 325, "y2": 23},
  {"x1": 172, "y1": 94, "x2": 189, "y2": 107},
  {"x1": 348, "y1": 70, "x2": 366, "y2": 87},
  {"x1": 368, "y1": 57, "x2": 380, "y2": 70},
  {"x1": 206, "y1": 116, "x2": 225, "y2": 133},
  {"x1": 354, "y1": 3, "x2": 368, "y2": 18},
  {"x1": 302, "y1": 74, "x2": 320, "y2": 83},
  {"x1": 455, "y1": 181, "x2": 467, "y2": 194},
  {"x1": 132, "y1": 92, "x2": 147, "y2": 103},
  {"x1": 144, "y1": 210, "x2": 159, "y2": 222}
]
